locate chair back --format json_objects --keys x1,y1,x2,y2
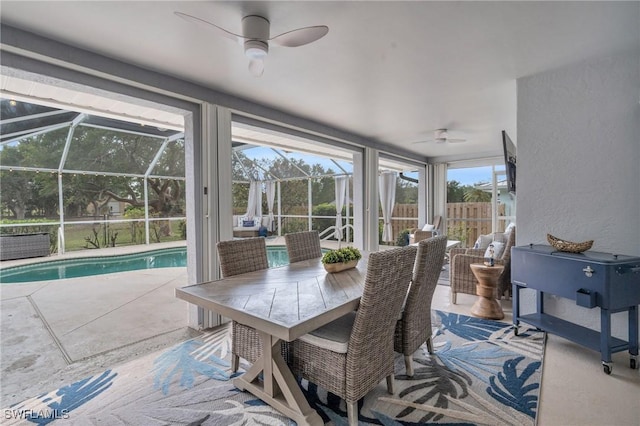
[
  {"x1": 398, "y1": 235, "x2": 448, "y2": 354},
  {"x1": 345, "y1": 244, "x2": 417, "y2": 401},
  {"x1": 432, "y1": 215, "x2": 442, "y2": 234},
  {"x1": 285, "y1": 230, "x2": 322, "y2": 263},
  {"x1": 496, "y1": 226, "x2": 515, "y2": 294},
  {"x1": 217, "y1": 238, "x2": 269, "y2": 277},
  {"x1": 500, "y1": 226, "x2": 516, "y2": 262}
]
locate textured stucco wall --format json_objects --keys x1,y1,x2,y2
[{"x1": 517, "y1": 49, "x2": 640, "y2": 338}]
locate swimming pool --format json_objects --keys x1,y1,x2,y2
[{"x1": 0, "y1": 246, "x2": 292, "y2": 284}]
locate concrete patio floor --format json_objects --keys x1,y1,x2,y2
[{"x1": 0, "y1": 241, "x2": 196, "y2": 408}]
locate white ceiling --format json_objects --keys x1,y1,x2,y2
[{"x1": 1, "y1": 1, "x2": 638, "y2": 162}]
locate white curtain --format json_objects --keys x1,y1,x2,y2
[
  {"x1": 254, "y1": 181, "x2": 263, "y2": 219},
  {"x1": 245, "y1": 180, "x2": 263, "y2": 220},
  {"x1": 265, "y1": 181, "x2": 276, "y2": 231},
  {"x1": 379, "y1": 171, "x2": 397, "y2": 242},
  {"x1": 334, "y1": 176, "x2": 348, "y2": 240}
]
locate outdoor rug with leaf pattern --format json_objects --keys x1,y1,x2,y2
[{"x1": 4, "y1": 311, "x2": 545, "y2": 425}]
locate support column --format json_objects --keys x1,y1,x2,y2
[{"x1": 359, "y1": 147, "x2": 379, "y2": 252}]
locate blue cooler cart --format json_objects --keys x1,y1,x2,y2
[{"x1": 511, "y1": 244, "x2": 640, "y2": 374}]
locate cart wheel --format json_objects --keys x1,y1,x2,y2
[
  {"x1": 631, "y1": 357, "x2": 637, "y2": 370},
  {"x1": 513, "y1": 325, "x2": 519, "y2": 336},
  {"x1": 603, "y1": 363, "x2": 612, "y2": 375}
]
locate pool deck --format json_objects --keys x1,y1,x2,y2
[{"x1": 0, "y1": 237, "x2": 345, "y2": 408}]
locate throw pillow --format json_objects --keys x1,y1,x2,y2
[
  {"x1": 484, "y1": 241, "x2": 505, "y2": 259},
  {"x1": 242, "y1": 220, "x2": 255, "y2": 227},
  {"x1": 474, "y1": 234, "x2": 494, "y2": 250},
  {"x1": 421, "y1": 223, "x2": 435, "y2": 232},
  {"x1": 238, "y1": 216, "x2": 248, "y2": 227},
  {"x1": 505, "y1": 222, "x2": 516, "y2": 234}
]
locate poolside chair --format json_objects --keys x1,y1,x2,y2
[
  {"x1": 394, "y1": 235, "x2": 448, "y2": 376},
  {"x1": 284, "y1": 230, "x2": 322, "y2": 263},
  {"x1": 450, "y1": 225, "x2": 516, "y2": 303},
  {"x1": 216, "y1": 238, "x2": 270, "y2": 372},
  {"x1": 290, "y1": 245, "x2": 417, "y2": 426}
]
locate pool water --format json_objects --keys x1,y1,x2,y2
[{"x1": 0, "y1": 246, "x2": 292, "y2": 284}]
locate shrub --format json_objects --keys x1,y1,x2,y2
[
  {"x1": 395, "y1": 229, "x2": 410, "y2": 246},
  {"x1": 321, "y1": 246, "x2": 362, "y2": 264}
]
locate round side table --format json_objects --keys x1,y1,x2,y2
[{"x1": 469, "y1": 263, "x2": 505, "y2": 320}]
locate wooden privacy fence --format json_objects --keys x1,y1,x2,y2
[
  {"x1": 390, "y1": 202, "x2": 495, "y2": 247},
  {"x1": 445, "y1": 202, "x2": 493, "y2": 247},
  {"x1": 235, "y1": 202, "x2": 497, "y2": 247}
]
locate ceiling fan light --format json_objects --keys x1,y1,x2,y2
[{"x1": 244, "y1": 40, "x2": 268, "y2": 59}]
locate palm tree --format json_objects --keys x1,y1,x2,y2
[{"x1": 463, "y1": 187, "x2": 491, "y2": 202}]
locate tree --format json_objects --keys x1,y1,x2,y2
[
  {"x1": 0, "y1": 169, "x2": 34, "y2": 219},
  {"x1": 395, "y1": 178, "x2": 418, "y2": 204},
  {"x1": 463, "y1": 186, "x2": 492, "y2": 202},
  {"x1": 447, "y1": 180, "x2": 465, "y2": 202},
  {"x1": 0, "y1": 125, "x2": 185, "y2": 224},
  {"x1": 311, "y1": 175, "x2": 336, "y2": 206}
]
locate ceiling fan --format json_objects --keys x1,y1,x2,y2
[
  {"x1": 175, "y1": 11, "x2": 329, "y2": 77},
  {"x1": 412, "y1": 129, "x2": 467, "y2": 144}
]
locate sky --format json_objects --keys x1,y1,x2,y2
[
  {"x1": 241, "y1": 145, "x2": 503, "y2": 186},
  {"x1": 447, "y1": 166, "x2": 501, "y2": 186}
]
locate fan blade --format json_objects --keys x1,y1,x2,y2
[
  {"x1": 248, "y1": 59, "x2": 265, "y2": 77},
  {"x1": 175, "y1": 11, "x2": 243, "y2": 43},
  {"x1": 410, "y1": 139, "x2": 433, "y2": 145},
  {"x1": 447, "y1": 138, "x2": 467, "y2": 143},
  {"x1": 270, "y1": 25, "x2": 329, "y2": 47}
]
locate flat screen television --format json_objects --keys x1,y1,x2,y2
[{"x1": 502, "y1": 130, "x2": 516, "y2": 194}]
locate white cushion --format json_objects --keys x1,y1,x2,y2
[
  {"x1": 484, "y1": 241, "x2": 505, "y2": 259},
  {"x1": 474, "y1": 234, "x2": 494, "y2": 250},
  {"x1": 298, "y1": 311, "x2": 355, "y2": 354},
  {"x1": 421, "y1": 223, "x2": 435, "y2": 232}
]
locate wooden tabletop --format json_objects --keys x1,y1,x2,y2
[{"x1": 175, "y1": 254, "x2": 370, "y2": 342}]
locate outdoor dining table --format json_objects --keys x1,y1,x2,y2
[{"x1": 175, "y1": 253, "x2": 371, "y2": 426}]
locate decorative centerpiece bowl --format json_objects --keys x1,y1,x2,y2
[
  {"x1": 547, "y1": 234, "x2": 593, "y2": 253},
  {"x1": 321, "y1": 247, "x2": 362, "y2": 273}
]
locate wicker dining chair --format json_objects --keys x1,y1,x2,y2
[
  {"x1": 217, "y1": 238, "x2": 269, "y2": 372},
  {"x1": 394, "y1": 235, "x2": 448, "y2": 376},
  {"x1": 290, "y1": 245, "x2": 417, "y2": 426},
  {"x1": 284, "y1": 230, "x2": 322, "y2": 263}
]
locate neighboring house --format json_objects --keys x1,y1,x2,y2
[{"x1": 85, "y1": 201, "x2": 129, "y2": 217}]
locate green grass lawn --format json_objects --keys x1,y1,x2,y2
[{"x1": 1, "y1": 219, "x2": 186, "y2": 253}]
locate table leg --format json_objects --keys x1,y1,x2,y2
[
  {"x1": 470, "y1": 289, "x2": 504, "y2": 319},
  {"x1": 629, "y1": 306, "x2": 639, "y2": 356},
  {"x1": 233, "y1": 331, "x2": 323, "y2": 426},
  {"x1": 600, "y1": 309, "x2": 613, "y2": 364},
  {"x1": 469, "y1": 265, "x2": 504, "y2": 320},
  {"x1": 512, "y1": 284, "x2": 520, "y2": 334},
  {"x1": 629, "y1": 306, "x2": 638, "y2": 370}
]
